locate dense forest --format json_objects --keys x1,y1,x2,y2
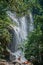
[{"x1": 0, "y1": 0, "x2": 43, "y2": 65}]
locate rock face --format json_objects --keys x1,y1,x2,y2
[
  {"x1": 0, "y1": 62, "x2": 33, "y2": 65},
  {"x1": 13, "y1": 62, "x2": 33, "y2": 65},
  {"x1": 0, "y1": 60, "x2": 14, "y2": 65},
  {"x1": 0, "y1": 62, "x2": 14, "y2": 65},
  {"x1": 0, "y1": 59, "x2": 33, "y2": 65},
  {"x1": 0, "y1": 62, "x2": 9, "y2": 65}
]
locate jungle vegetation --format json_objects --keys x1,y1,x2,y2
[{"x1": 0, "y1": 0, "x2": 43, "y2": 64}]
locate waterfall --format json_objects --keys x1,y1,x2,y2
[
  {"x1": 6, "y1": 11, "x2": 34, "y2": 62},
  {"x1": 29, "y1": 12, "x2": 34, "y2": 32},
  {"x1": 7, "y1": 11, "x2": 27, "y2": 50}
]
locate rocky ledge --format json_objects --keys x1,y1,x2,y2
[{"x1": 0, "y1": 59, "x2": 33, "y2": 65}]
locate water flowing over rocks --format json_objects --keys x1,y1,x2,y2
[{"x1": 6, "y1": 11, "x2": 34, "y2": 62}]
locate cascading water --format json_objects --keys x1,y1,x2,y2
[
  {"x1": 7, "y1": 11, "x2": 34, "y2": 62},
  {"x1": 29, "y1": 12, "x2": 34, "y2": 31}
]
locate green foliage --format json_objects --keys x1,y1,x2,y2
[
  {"x1": 6, "y1": 0, "x2": 29, "y2": 15},
  {"x1": 6, "y1": 0, "x2": 41, "y2": 15},
  {"x1": 0, "y1": 18, "x2": 12, "y2": 58},
  {"x1": 0, "y1": 0, "x2": 12, "y2": 59},
  {"x1": 25, "y1": 0, "x2": 43, "y2": 62},
  {"x1": 0, "y1": 0, "x2": 43, "y2": 61},
  {"x1": 25, "y1": 16, "x2": 43, "y2": 61}
]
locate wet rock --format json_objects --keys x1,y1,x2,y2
[
  {"x1": 0, "y1": 62, "x2": 8, "y2": 65},
  {"x1": 0, "y1": 59, "x2": 14, "y2": 65},
  {"x1": 0, "y1": 59, "x2": 33, "y2": 65}
]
